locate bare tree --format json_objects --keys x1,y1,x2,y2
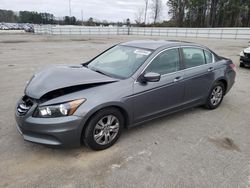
[
  {"x1": 151, "y1": 0, "x2": 162, "y2": 24},
  {"x1": 135, "y1": 8, "x2": 144, "y2": 25},
  {"x1": 144, "y1": 0, "x2": 149, "y2": 24}
]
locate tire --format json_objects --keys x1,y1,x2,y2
[
  {"x1": 83, "y1": 107, "x2": 124, "y2": 150},
  {"x1": 239, "y1": 62, "x2": 245, "y2": 67},
  {"x1": 204, "y1": 82, "x2": 225, "y2": 110}
]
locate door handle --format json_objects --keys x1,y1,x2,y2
[
  {"x1": 208, "y1": 67, "x2": 214, "y2": 72},
  {"x1": 174, "y1": 76, "x2": 183, "y2": 82}
]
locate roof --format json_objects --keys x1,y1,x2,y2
[{"x1": 120, "y1": 40, "x2": 205, "y2": 50}]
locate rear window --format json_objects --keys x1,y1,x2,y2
[{"x1": 204, "y1": 50, "x2": 213, "y2": 63}]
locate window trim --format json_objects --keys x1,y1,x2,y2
[{"x1": 135, "y1": 45, "x2": 217, "y2": 83}]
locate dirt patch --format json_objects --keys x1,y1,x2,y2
[
  {"x1": 0, "y1": 40, "x2": 28, "y2": 43},
  {"x1": 208, "y1": 137, "x2": 240, "y2": 152},
  {"x1": 91, "y1": 41, "x2": 106, "y2": 44},
  {"x1": 71, "y1": 39, "x2": 91, "y2": 42}
]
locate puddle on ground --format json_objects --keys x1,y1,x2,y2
[{"x1": 208, "y1": 137, "x2": 240, "y2": 152}]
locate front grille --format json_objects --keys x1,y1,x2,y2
[
  {"x1": 17, "y1": 96, "x2": 33, "y2": 116},
  {"x1": 244, "y1": 52, "x2": 250, "y2": 59}
]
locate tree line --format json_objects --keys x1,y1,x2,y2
[
  {"x1": 0, "y1": 9, "x2": 129, "y2": 26},
  {"x1": 136, "y1": 0, "x2": 250, "y2": 27},
  {"x1": 0, "y1": 9, "x2": 78, "y2": 25},
  {"x1": 167, "y1": 0, "x2": 250, "y2": 27},
  {"x1": 1, "y1": 0, "x2": 250, "y2": 28}
]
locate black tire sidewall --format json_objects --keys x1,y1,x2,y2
[
  {"x1": 205, "y1": 82, "x2": 225, "y2": 109},
  {"x1": 83, "y1": 108, "x2": 124, "y2": 150},
  {"x1": 239, "y1": 62, "x2": 245, "y2": 67}
]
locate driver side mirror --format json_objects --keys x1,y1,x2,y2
[{"x1": 142, "y1": 72, "x2": 161, "y2": 82}]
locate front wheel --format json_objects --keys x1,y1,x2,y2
[
  {"x1": 239, "y1": 62, "x2": 245, "y2": 68},
  {"x1": 205, "y1": 82, "x2": 225, "y2": 109},
  {"x1": 83, "y1": 108, "x2": 124, "y2": 150}
]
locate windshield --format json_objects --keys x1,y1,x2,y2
[{"x1": 87, "y1": 45, "x2": 152, "y2": 79}]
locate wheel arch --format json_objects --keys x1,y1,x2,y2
[
  {"x1": 215, "y1": 78, "x2": 228, "y2": 93},
  {"x1": 80, "y1": 103, "x2": 131, "y2": 144}
]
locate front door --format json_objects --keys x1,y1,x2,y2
[{"x1": 132, "y1": 48, "x2": 185, "y2": 123}]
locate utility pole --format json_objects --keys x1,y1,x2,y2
[
  {"x1": 144, "y1": 0, "x2": 149, "y2": 24},
  {"x1": 69, "y1": 0, "x2": 72, "y2": 17},
  {"x1": 81, "y1": 10, "x2": 83, "y2": 25}
]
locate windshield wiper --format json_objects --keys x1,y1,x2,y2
[{"x1": 90, "y1": 67, "x2": 110, "y2": 77}]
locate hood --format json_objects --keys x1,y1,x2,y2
[
  {"x1": 25, "y1": 64, "x2": 118, "y2": 99},
  {"x1": 243, "y1": 47, "x2": 250, "y2": 53}
]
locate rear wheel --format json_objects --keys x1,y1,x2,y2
[
  {"x1": 205, "y1": 82, "x2": 225, "y2": 109},
  {"x1": 83, "y1": 108, "x2": 124, "y2": 150}
]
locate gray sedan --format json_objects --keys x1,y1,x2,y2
[{"x1": 15, "y1": 40, "x2": 236, "y2": 150}]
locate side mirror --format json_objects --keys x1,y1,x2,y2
[{"x1": 143, "y1": 72, "x2": 161, "y2": 82}]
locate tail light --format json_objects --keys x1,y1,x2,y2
[{"x1": 229, "y1": 63, "x2": 236, "y2": 72}]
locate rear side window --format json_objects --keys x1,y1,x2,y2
[
  {"x1": 204, "y1": 50, "x2": 213, "y2": 64},
  {"x1": 146, "y1": 48, "x2": 180, "y2": 75},
  {"x1": 182, "y1": 48, "x2": 206, "y2": 68}
]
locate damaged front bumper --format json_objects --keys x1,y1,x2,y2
[
  {"x1": 240, "y1": 54, "x2": 250, "y2": 66},
  {"x1": 15, "y1": 96, "x2": 84, "y2": 147}
]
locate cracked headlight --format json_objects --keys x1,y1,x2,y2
[{"x1": 33, "y1": 99, "x2": 86, "y2": 118}]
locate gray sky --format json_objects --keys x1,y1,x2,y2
[{"x1": 0, "y1": 0, "x2": 169, "y2": 23}]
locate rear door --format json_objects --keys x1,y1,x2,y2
[{"x1": 181, "y1": 47, "x2": 216, "y2": 104}]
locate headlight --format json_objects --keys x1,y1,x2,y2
[
  {"x1": 33, "y1": 99, "x2": 86, "y2": 118},
  {"x1": 240, "y1": 51, "x2": 244, "y2": 57}
]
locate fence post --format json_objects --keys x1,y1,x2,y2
[
  {"x1": 127, "y1": 26, "x2": 130, "y2": 35},
  {"x1": 235, "y1": 28, "x2": 238, "y2": 40},
  {"x1": 220, "y1": 28, "x2": 223, "y2": 39}
]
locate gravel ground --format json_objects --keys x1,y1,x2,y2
[{"x1": 0, "y1": 34, "x2": 249, "y2": 188}]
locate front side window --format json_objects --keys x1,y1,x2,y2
[
  {"x1": 182, "y1": 48, "x2": 206, "y2": 68},
  {"x1": 88, "y1": 45, "x2": 152, "y2": 79},
  {"x1": 146, "y1": 48, "x2": 180, "y2": 75}
]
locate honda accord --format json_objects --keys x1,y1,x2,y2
[{"x1": 15, "y1": 40, "x2": 236, "y2": 150}]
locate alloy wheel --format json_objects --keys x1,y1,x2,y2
[
  {"x1": 93, "y1": 115, "x2": 120, "y2": 145},
  {"x1": 210, "y1": 86, "x2": 223, "y2": 106}
]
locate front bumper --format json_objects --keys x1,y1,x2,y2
[
  {"x1": 15, "y1": 99, "x2": 84, "y2": 147},
  {"x1": 240, "y1": 56, "x2": 250, "y2": 65}
]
